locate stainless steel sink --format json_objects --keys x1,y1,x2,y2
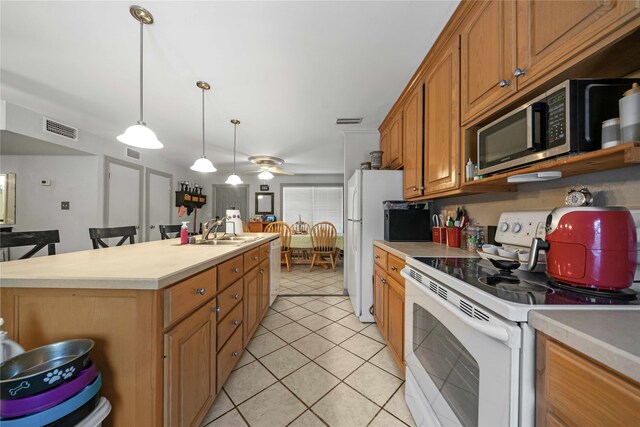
[
  {"x1": 191, "y1": 239, "x2": 243, "y2": 246},
  {"x1": 217, "y1": 236, "x2": 259, "y2": 242}
]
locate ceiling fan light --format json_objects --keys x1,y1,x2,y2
[
  {"x1": 225, "y1": 174, "x2": 243, "y2": 185},
  {"x1": 191, "y1": 157, "x2": 217, "y2": 173},
  {"x1": 117, "y1": 123, "x2": 163, "y2": 149},
  {"x1": 258, "y1": 170, "x2": 274, "y2": 180}
]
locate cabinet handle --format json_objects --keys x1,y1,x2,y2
[
  {"x1": 232, "y1": 267, "x2": 239, "y2": 273},
  {"x1": 381, "y1": 278, "x2": 387, "y2": 285},
  {"x1": 253, "y1": 256, "x2": 258, "y2": 261},
  {"x1": 413, "y1": 186, "x2": 418, "y2": 191},
  {"x1": 260, "y1": 268, "x2": 265, "y2": 273},
  {"x1": 232, "y1": 320, "x2": 239, "y2": 326},
  {"x1": 232, "y1": 351, "x2": 239, "y2": 357},
  {"x1": 391, "y1": 266, "x2": 398, "y2": 271},
  {"x1": 215, "y1": 306, "x2": 221, "y2": 313},
  {"x1": 499, "y1": 79, "x2": 511, "y2": 88},
  {"x1": 513, "y1": 68, "x2": 526, "y2": 77},
  {"x1": 375, "y1": 255, "x2": 380, "y2": 259},
  {"x1": 196, "y1": 288, "x2": 206, "y2": 295},
  {"x1": 232, "y1": 293, "x2": 240, "y2": 300}
]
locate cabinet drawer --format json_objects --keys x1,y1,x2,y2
[
  {"x1": 374, "y1": 247, "x2": 387, "y2": 269},
  {"x1": 218, "y1": 255, "x2": 244, "y2": 291},
  {"x1": 217, "y1": 279, "x2": 243, "y2": 321},
  {"x1": 164, "y1": 267, "x2": 217, "y2": 328},
  {"x1": 260, "y1": 243, "x2": 270, "y2": 261},
  {"x1": 217, "y1": 326, "x2": 243, "y2": 392},
  {"x1": 387, "y1": 254, "x2": 405, "y2": 285},
  {"x1": 244, "y1": 247, "x2": 261, "y2": 272},
  {"x1": 217, "y1": 302, "x2": 243, "y2": 351}
]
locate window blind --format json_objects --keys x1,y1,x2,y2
[{"x1": 282, "y1": 186, "x2": 343, "y2": 233}]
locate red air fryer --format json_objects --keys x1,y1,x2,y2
[{"x1": 528, "y1": 207, "x2": 638, "y2": 290}]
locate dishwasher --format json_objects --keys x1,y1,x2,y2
[{"x1": 269, "y1": 237, "x2": 282, "y2": 305}]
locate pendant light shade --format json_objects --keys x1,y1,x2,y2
[
  {"x1": 258, "y1": 170, "x2": 274, "y2": 180},
  {"x1": 118, "y1": 5, "x2": 163, "y2": 149},
  {"x1": 226, "y1": 119, "x2": 243, "y2": 185},
  {"x1": 191, "y1": 81, "x2": 217, "y2": 173}
]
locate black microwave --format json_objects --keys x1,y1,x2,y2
[{"x1": 477, "y1": 79, "x2": 638, "y2": 176}]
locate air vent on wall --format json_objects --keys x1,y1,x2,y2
[
  {"x1": 43, "y1": 117, "x2": 78, "y2": 141},
  {"x1": 125, "y1": 147, "x2": 142, "y2": 161},
  {"x1": 336, "y1": 118, "x2": 362, "y2": 125}
]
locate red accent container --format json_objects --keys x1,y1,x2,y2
[
  {"x1": 447, "y1": 226, "x2": 461, "y2": 248},
  {"x1": 432, "y1": 227, "x2": 447, "y2": 244}
]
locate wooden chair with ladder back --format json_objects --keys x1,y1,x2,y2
[
  {"x1": 264, "y1": 221, "x2": 292, "y2": 271},
  {"x1": 309, "y1": 222, "x2": 337, "y2": 272},
  {"x1": 0, "y1": 230, "x2": 60, "y2": 259},
  {"x1": 89, "y1": 226, "x2": 137, "y2": 249},
  {"x1": 159, "y1": 224, "x2": 181, "y2": 240}
]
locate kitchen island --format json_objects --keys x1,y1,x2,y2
[{"x1": 0, "y1": 233, "x2": 278, "y2": 427}]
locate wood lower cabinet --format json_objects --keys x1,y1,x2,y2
[
  {"x1": 243, "y1": 266, "x2": 260, "y2": 345},
  {"x1": 259, "y1": 258, "x2": 270, "y2": 317},
  {"x1": 164, "y1": 300, "x2": 216, "y2": 427},
  {"x1": 536, "y1": 332, "x2": 640, "y2": 426},
  {"x1": 372, "y1": 245, "x2": 405, "y2": 371}
]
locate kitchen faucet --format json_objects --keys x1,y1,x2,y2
[{"x1": 202, "y1": 217, "x2": 236, "y2": 240}]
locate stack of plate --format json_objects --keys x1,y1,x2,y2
[{"x1": 0, "y1": 339, "x2": 111, "y2": 426}]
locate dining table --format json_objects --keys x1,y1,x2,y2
[{"x1": 288, "y1": 233, "x2": 344, "y2": 268}]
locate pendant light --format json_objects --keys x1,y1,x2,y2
[
  {"x1": 117, "y1": 6, "x2": 163, "y2": 149},
  {"x1": 225, "y1": 119, "x2": 243, "y2": 185},
  {"x1": 258, "y1": 170, "x2": 274, "y2": 180},
  {"x1": 190, "y1": 81, "x2": 217, "y2": 173}
]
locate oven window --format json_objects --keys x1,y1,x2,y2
[{"x1": 413, "y1": 303, "x2": 479, "y2": 427}]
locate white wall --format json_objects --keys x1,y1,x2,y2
[{"x1": 1, "y1": 155, "x2": 100, "y2": 255}]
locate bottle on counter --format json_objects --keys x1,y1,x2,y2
[
  {"x1": 466, "y1": 158, "x2": 475, "y2": 181},
  {"x1": 180, "y1": 221, "x2": 189, "y2": 245}
]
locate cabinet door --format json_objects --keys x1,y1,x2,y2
[
  {"x1": 165, "y1": 300, "x2": 216, "y2": 427},
  {"x1": 259, "y1": 259, "x2": 270, "y2": 317},
  {"x1": 461, "y1": 0, "x2": 516, "y2": 124},
  {"x1": 243, "y1": 266, "x2": 260, "y2": 344},
  {"x1": 380, "y1": 129, "x2": 390, "y2": 170},
  {"x1": 402, "y1": 84, "x2": 424, "y2": 199},
  {"x1": 386, "y1": 276, "x2": 404, "y2": 369},
  {"x1": 373, "y1": 264, "x2": 387, "y2": 338},
  {"x1": 424, "y1": 40, "x2": 461, "y2": 195},
  {"x1": 388, "y1": 111, "x2": 403, "y2": 169},
  {"x1": 515, "y1": 0, "x2": 632, "y2": 90}
]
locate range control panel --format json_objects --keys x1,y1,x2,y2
[{"x1": 494, "y1": 211, "x2": 550, "y2": 247}]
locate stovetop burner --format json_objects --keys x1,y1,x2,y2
[{"x1": 413, "y1": 257, "x2": 640, "y2": 306}]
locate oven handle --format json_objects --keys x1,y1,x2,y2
[{"x1": 404, "y1": 272, "x2": 513, "y2": 346}]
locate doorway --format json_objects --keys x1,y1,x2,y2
[
  {"x1": 104, "y1": 157, "x2": 143, "y2": 241},
  {"x1": 212, "y1": 184, "x2": 249, "y2": 223},
  {"x1": 145, "y1": 168, "x2": 173, "y2": 241}
]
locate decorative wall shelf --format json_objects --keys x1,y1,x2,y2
[{"x1": 175, "y1": 191, "x2": 207, "y2": 209}]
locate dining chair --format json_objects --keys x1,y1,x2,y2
[
  {"x1": 265, "y1": 221, "x2": 292, "y2": 271},
  {"x1": 159, "y1": 224, "x2": 181, "y2": 240},
  {"x1": 89, "y1": 226, "x2": 136, "y2": 249},
  {"x1": 0, "y1": 229, "x2": 60, "y2": 259},
  {"x1": 241, "y1": 221, "x2": 250, "y2": 233},
  {"x1": 309, "y1": 222, "x2": 337, "y2": 271}
]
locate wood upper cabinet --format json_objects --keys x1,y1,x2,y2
[
  {"x1": 379, "y1": 129, "x2": 390, "y2": 170},
  {"x1": 386, "y1": 276, "x2": 404, "y2": 367},
  {"x1": 424, "y1": 39, "x2": 461, "y2": 195},
  {"x1": 461, "y1": 0, "x2": 516, "y2": 124},
  {"x1": 402, "y1": 84, "x2": 424, "y2": 198},
  {"x1": 536, "y1": 332, "x2": 640, "y2": 426},
  {"x1": 515, "y1": 0, "x2": 639, "y2": 90},
  {"x1": 388, "y1": 111, "x2": 403, "y2": 169},
  {"x1": 164, "y1": 300, "x2": 216, "y2": 427},
  {"x1": 373, "y1": 264, "x2": 387, "y2": 338},
  {"x1": 243, "y1": 266, "x2": 260, "y2": 344}
]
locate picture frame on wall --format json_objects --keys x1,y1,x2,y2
[
  {"x1": 255, "y1": 192, "x2": 274, "y2": 214},
  {"x1": 260, "y1": 184, "x2": 269, "y2": 191}
]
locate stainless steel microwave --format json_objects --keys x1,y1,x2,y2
[{"x1": 477, "y1": 79, "x2": 638, "y2": 176}]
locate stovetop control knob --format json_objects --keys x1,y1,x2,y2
[
  {"x1": 512, "y1": 223, "x2": 522, "y2": 233},
  {"x1": 499, "y1": 222, "x2": 509, "y2": 232}
]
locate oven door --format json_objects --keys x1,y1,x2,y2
[{"x1": 402, "y1": 268, "x2": 522, "y2": 427}]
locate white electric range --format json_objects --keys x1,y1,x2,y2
[{"x1": 401, "y1": 210, "x2": 640, "y2": 427}]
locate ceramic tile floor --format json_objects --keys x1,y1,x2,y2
[
  {"x1": 201, "y1": 295, "x2": 416, "y2": 427},
  {"x1": 279, "y1": 264, "x2": 345, "y2": 296}
]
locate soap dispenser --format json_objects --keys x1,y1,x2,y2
[
  {"x1": 180, "y1": 221, "x2": 189, "y2": 245},
  {"x1": 0, "y1": 318, "x2": 24, "y2": 363}
]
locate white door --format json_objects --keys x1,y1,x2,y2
[
  {"x1": 106, "y1": 159, "x2": 142, "y2": 242},
  {"x1": 146, "y1": 170, "x2": 172, "y2": 241}
]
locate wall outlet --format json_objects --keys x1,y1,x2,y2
[
  {"x1": 61, "y1": 201, "x2": 70, "y2": 210},
  {"x1": 41, "y1": 179, "x2": 51, "y2": 186}
]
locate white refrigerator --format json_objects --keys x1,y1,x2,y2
[{"x1": 347, "y1": 170, "x2": 402, "y2": 322}]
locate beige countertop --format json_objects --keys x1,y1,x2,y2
[
  {"x1": 373, "y1": 240, "x2": 479, "y2": 260},
  {"x1": 529, "y1": 310, "x2": 640, "y2": 383},
  {"x1": 0, "y1": 233, "x2": 278, "y2": 290}
]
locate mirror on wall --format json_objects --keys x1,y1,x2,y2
[
  {"x1": 255, "y1": 192, "x2": 274, "y2": 214},
  {"x1": 0, "y1": 173, "x2": 16, "y2": 225}
]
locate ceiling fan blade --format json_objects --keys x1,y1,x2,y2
[{"x1": 269, "y1": 166, "x2": 295, "y2": 175}]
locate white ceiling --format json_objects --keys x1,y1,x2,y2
[{"x1": 1, "y1": 1, "x2": 458, "y2": 174}]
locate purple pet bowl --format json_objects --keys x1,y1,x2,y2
[{"x1": 0, "y1": 362, "x2": 98, "y2": 419}]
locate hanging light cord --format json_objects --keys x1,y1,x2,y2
[
  {"x1": 201, "y1": 88, "x2": 206, "y2": 157},
  {"x1": 139, "y1": 18, "x2": 144, "y2": 124},
  {"x1": 233, "y1": 123, "x2": 237, "y2": 173}
]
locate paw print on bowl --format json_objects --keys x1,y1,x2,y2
[
  {"x1": 43, "y1": 369, "x2": 63, "y2": 384},
  {"x1": 62, "y1": 366, "x2": 76, "y2": 379}
]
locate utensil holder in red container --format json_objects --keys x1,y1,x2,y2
[
  {"x1": 432, "y1": 227, "x2": 447, "y2": 244},
  {"x1": 447, "y1": 226, "x2": 461, "y2": 247}
]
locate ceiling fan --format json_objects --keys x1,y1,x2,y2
[{"x1": 248, "y1": 155, "x2": 295, "y2": 178}]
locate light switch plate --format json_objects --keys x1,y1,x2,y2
[{"x1": 61, "y1": 201, "x2": 70, "y2": 210}]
